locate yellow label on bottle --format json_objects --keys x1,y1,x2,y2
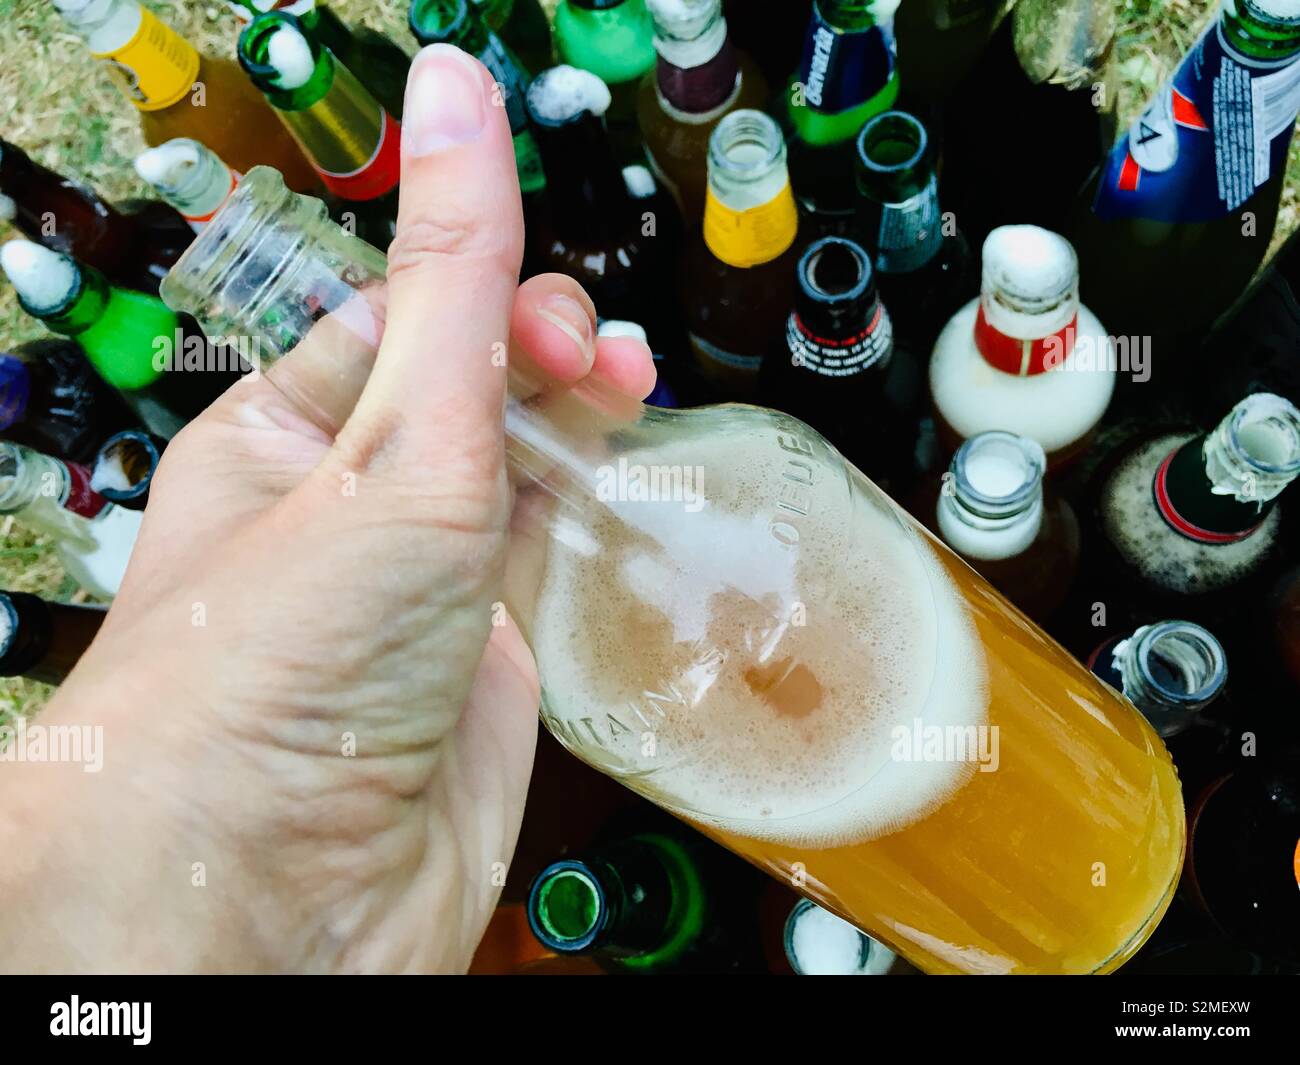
[
  {"x1": 92, "y1": 9, "x2": 200, "y2": 112},
  {"x1": 703, "y1": 183, "x2": 799, "y2": 269}
]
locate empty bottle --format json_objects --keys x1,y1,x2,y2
[
  {"x1": 135, "y1": 140, "x2": 241, "y2": 233},
  {"x1": 90, "y1": 429, "x2": 166, "y2": 512}
]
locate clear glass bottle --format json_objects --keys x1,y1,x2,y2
[
  {"x1": 161, "y1": 166, "x2": 1188, "y2": 975},
  {"x1": 0, "y1": 442, "x2": 141, "y2": 600},
  {"x1": 135, "y1": 139, "x2": 241, "y2": 233}
]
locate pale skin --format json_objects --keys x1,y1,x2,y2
[{"x1": 0, "y1": 45, "x2": 657, "y2": 973}]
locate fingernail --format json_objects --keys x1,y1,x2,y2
[
  {"x1": 403, "y1": 45, "x2": 489, "y2": 156},
  {"x1": 536, "y1": 295, "x2": 595, "y2": 368}
]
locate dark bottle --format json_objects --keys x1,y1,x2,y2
[
  {"x1": 475, "y1": 0, "x2": 555, "y2": 76},
  {"x1": 1276, "y1": 566, "x2": 1300, "y2": 691},
  {"x1": 852, "y1": 109, "x2": 975, "y2": 352},
  {"x1": 1087, "y1": 619, "x2": 1235, "y2": 799},
  {"x1": 1067, "y1": 0, "x2": 1300, "y2": 350},
  {"x1": 1185, "y1": 756, "x2": 1300, "y2": 965},
  {"x1": 1, "y1": 240, "x2": 237, "y2": 438},
  {"x1": 910, "y1": 430, "x2": 1079, "y2": 622},
  {"x1": 636, "y1": 0, "x2": 769, "y2": 226},
  {"x1": 410, "y1": 0, "x2": 546, "y2": 201},
  {"x1": 893, "y1": 0, "x2": 1012, "y2": 111},
  {"x1": 939, "y1": 0, "x2": 1116, "y2": 245},
  {"x1": 525, "y1": 66, "x2": 678, "y2": 354},
  {"x1": 227, "y1": 0, "x2": 411, "y2": 119},
  {"x1": 0, "y1": 138, "x2": 190, "y2": 296},
  {"x1": 0, "y1": 591, "x2": 107, "y2": 686},
  {"x1": 553, "y1": 0, "x2": 658, "y2": 162},
  {"x1": 759, "y1": 236, "x2": 920, "y2": 493},
  {"x1": 785, "y1": 0, "x2": 900, "y2": 227},
  {"x1": 1097, "y1": 393, "x2": 1300, "y2": 600},
  {"x1": 722, "y1": 0, "x2": 812, "y2": 92},
  {"x1": 682, "y1": 108, "x2": 799, "y2": 400},
  {"x1": 526, "y1": 822, "x2": 768, "y2": 974},
  {"x1": 239, "y1": 12, "x2": 401, "y2": 246},
  {"x1": 90, "y1": 429, "x2": 166, "y2": 512},
  {"x1": 0, "y1": 340, "x2": 139, "y2": 465}
]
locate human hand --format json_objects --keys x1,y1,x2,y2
[{"x1": 0, "y1": 44, "x2": 656, "y2": 974}]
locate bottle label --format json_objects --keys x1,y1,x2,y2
[
  {"x1": 1151, "y1": 443, "x2": 1263, "y2": 544},
  {"x1": 703, "y1": 183, "x2": 799, "y2": 268},
  {"x1": 973, "y1": 305, "x2": 1077, "y2": 376},
  {"x1": 481, "y1": 35, "x2": 531, "y2": 136},
  {"x1": 91, "y1": 8, "x2": 200, "y2": 113},
  {"x1": 0, "y1": 355, "x2": 31, "y2": 430},
  {"x1": 796, "y1": 7, "x2": 896, "y2": 117},
  {"x1": 785, "y1": 304, "x2": 892, "y2": 377},
  {"x1": 314, "y1": 110, "x2": 402, "y2": 202},
  {"x1": 876, "y1": 175, "x2": 944, "y2": 274},
  {"x1": 1093, "y1": 21, "x2": 1300, "y2": 221},
  {"x1": 61, "y1": 461, "x2": 109, "y2": 520}
]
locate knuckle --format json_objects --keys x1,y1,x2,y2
[{"x1": 387, "y1": 210, "x2": 522, "y2": 281}]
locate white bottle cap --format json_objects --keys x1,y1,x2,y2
[{"x1": 0, "y1": 240, "x2": 80, "y2": 315}]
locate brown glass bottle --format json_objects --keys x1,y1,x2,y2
[
  {"x1": 0, "y1": 591, "x2": 106, "y2": 686},
  {"x1": 0, "y1": 139, "x2": 189, "y2": 295},
  {"x1": 525, "y1": 67, "x2": 681, "y2": 356},
  {"x1": 636, "y1": 0, "x2": 768, "y2": 226},
  {"x1": 53, "y1": 0, "x2": 319, "y2": 193},
  {"x1": 681, "y1": 109, "x2": 799, "y2": 401}
]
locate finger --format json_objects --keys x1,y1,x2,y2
[{"x1": 337, "y1": 44, "x2": 523, "y2": 472}]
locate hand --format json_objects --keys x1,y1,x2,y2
[{"x1": 0, "y1": 45, "x2": 656, "y2": 974}]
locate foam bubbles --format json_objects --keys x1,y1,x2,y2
[
  {"x1": 266, "y1": 23, "x2": 316, "y2": 90},
  {"x1": 135, "y1": 140, "x2": 200, "y2": 193},
  {"x1": 527, "y1": 65, "x2": 613, "y2": 122},
  {"x1": 0, "y1": 241, "x2": 79, "y2": 316}
]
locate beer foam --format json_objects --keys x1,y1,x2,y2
[
  {"x1": 1101, "y1": 433, "x2": 1282, "y2": 595},
  {"x1": 0, "y1": 241, "x2": 79, "y2": 315},
  {"x1": 622, "y1": 165, "x2": 658, "y2": 200},
  {"x1": 527, "y1": 65, "x2": 613, "y2": 122},
  {"x1": 135, "y1": 140, "x2": 200, "y2": 194},
  {"x1": 535, "y1": 427, "x2": 988, "y2": 848},
  {"x1": 930, "y1": 298, "x2": 1114, "y2": 455},
  {"x1": 266, "y1": 24, "x2": 316, "y2": 90}
]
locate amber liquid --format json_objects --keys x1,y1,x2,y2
[
  {"x1": 688, "y1": 531, "x2": 1183, "y2": 974},
  {"x1": 136, "y1": 55, "x2": 319, "y2": 194}
]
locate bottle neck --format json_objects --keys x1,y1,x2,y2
[
  {"x1": 1222, "y1": 1, "x2": 1300, "y2": 61},
  {"x1": 653, "y1": 8, "x2": 739, "y2": 115},
  {"x1": 532, "y1": 112, "x2": 634, "y2": 235},
  {"x1": 32, "y1": 265, "x2": 108, "y2": 338},
  {"x1": 703, "y1": 111, "x2": 798, "y2": 268},
  {"x1": 974, "y1": 247, "x2": 1080, "y2": 378},
  {"x1": 938, "y1": 431, "x2": 1046, "y2": 563},
  {"x1": 0, "y1": 446, "x2": 109, "y2": 531},
  {"x1": 786, "y1": 237, "x2": 893, "y2": 378},
  {"x1": 527, "y1": 834, "x2": 703, "y2": 965},
  {"x1": 152, "y1": 148, "x2": 241, "y2": 230},
  {"x1": 854, "y1": 111, "x2": 943, "y2": 275},
  {"x1": 0, "y1": 593, "x2": 106, "y2": 685},
  {"x1": 1154, "y1": 393, "x2": 1300, "y2": 544},
  {"x1": 59, "y1": 0, "x2": 200, "y2": 112},
  {"x1": 1112, "y1": 622, "x2": 1226, "y2": 738},
  {"x1": 791, "y1": 0, "x2": 898, "y2": 144},
  {"x1": 242, "y1": 19, "x2": 401, "y2": 202}
]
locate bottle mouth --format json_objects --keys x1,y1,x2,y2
[
  {"x1": 799, "y1": 238, "x2": 871, "y2": 305},
  {"x1": 708, "y1": 109, "x2": 784, "y2": 180},
  {"x1": 409, "y1": 0, "x2": 469, "y2": 45},
  {"x1": 1226, "y1": 393, "x2": 1300, "y2": 474},
  {"x1": 526, "y1": 66, "x2": 614, "y2": 128},
  {"x1": 527, "y1": 861, "x2": 605, "y2": 953},
  {"x1": 647, "y1": 0, "x2": 722, "y2": 43},
  {"x1": 950, "y1": 431, "x2": 1045, "y2": 519},
  {"x1": 981, "y1": 225, "x2": 1079, "y2": 318},
  {"x1": 238, "y1": 11, "x2": 320, "y2": 93},
  {"x1": 856, "y1": 111, "x2": 928, "y2": 176},
  {"x1": 783, "y1": 899, "x2": 877, "y2": 976},
  {"x1": 91, "y1": 430, "x2": 162, "y2": 508},
  {"x1": 1128, "y1": 621, "x2": 1227, "y2": 712}
]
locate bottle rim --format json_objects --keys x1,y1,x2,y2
[
  {"x1": 856, "y1": 110, "x2": 928, "y2": 176},
  {"x1": 949, "y1": 431, "x2": 1045, "y2": 520},
  {"x1": 526, "y1": 860, "x2": 606, "y2": 954},
  {"x1": 1225, "y1": 393, "x2": 1300, "y2": 475},
  {"x1": 798, "y1": 237, "x2": 872, "y2": 306},
  {"x1": 783, "y1": 898, "x2": 877, "y2": 976},
  {"x1": 238, "y1": 11, "x2": 322, "y2": 95},
  {"x1": 93, "y1": 429, "x2": 162, "y2": 505},
  {"x1": 1129, "y1": 621, "x2": 1228, "y2": 711},
  {"x1": 708, "y1": 109, "x2": 785, "y2": 179},
  {"x1": 409, "y1": 0, "x2": 470, "y2": 45}
]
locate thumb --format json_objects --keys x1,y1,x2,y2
[{"x1": 331, "y1": 44, "x2": 523, "y2": 481}]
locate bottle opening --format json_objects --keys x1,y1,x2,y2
[
  {"x1": 409, "y1": 0, "x2": 469, "y2": 44},
  {"x1": 783, "y1": 899, "x2": 877, "y2": 976},
  {"x1": 1228, "y1": 393, "x2": 1300, "y2": 474},
  {"x1": 856, "y1": 110, "x2": 927, "y2": 174},
  {"x1": 708, "y1": 109, "x2": 783, "y2": 178},
  {"x1": 529, "y1": 864, "x2": 603, "y2": 951},
  {"x1": 92, "y1": 431, "x2": 160, "y2": 504},
  {"x1": 981, "y1": 225, "x2": 1079, "y2": 319},
  {"x1": 1134, "y1": 621, "x2": 1227, "y2": 710},
  {"x1": 801, "y1": 238, "x2": 870, "y2": 302},
  {"x1": 951, "y1": 431, "x2": 1045, "y2": 519},
  {"x1": 647, "y1": 0, "x2": 721, "y2": 42}
]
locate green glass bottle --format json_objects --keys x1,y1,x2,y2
[
  {"x1": 239, "y1": 12, "x2": 401, "y2": 246},
  {"x1": 1068, "y1": 0, "x2": 1300, "y2": 356},
  {"x1": 554, "y1": 0, "x2": 658, "y2": 160},
  {"x1": 786, "y1": 0, "x2": 900, "y2": 224},
  {"x1": 226, "y1": 0, "x2": 411, "y2": 119},
  {"x1": 0, "y1": 241, "x2": 236, "y2": 438},
  {"x1": 526, "y1": 827, "x2": 766, "y2": 973},
  {"x1": 474, "y1": 0, "x2": 553, "y2": 75},
  {"x1": 409, "y1": 0, "x2": 546, "y2": 198}
]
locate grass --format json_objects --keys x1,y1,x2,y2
[{"x1": 0, "y1": 0, "x2": 1291, "y2": 718}]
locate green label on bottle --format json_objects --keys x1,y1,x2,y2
[{"x1": 81, "y1": 288, "x2": 174, "y2": 392}]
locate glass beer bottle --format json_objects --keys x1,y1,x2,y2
[
  {"x1": 52, "y1": 0, "x2": 319, "y2": 193},
  {"x1": 135, "y1": 139, "x2": 242, "y2": 233},
  {"x1": 161, "y1": 166, "x2": 1187, "y2": 975},
  {"x1": 0, "y1": 591, "x2": 107, "y2": 687}
]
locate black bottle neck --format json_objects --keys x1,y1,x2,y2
[{"x1": 531, "y1": 111, "x2": 633, "y2": 238}]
